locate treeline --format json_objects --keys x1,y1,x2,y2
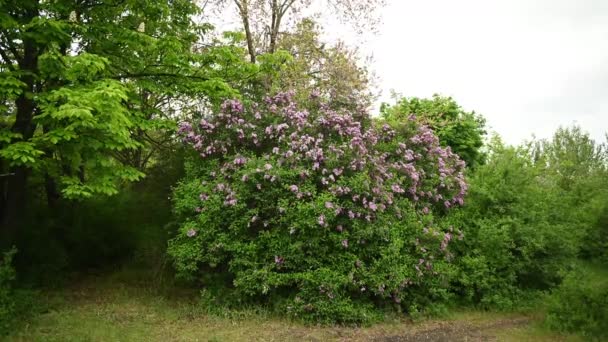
[{"x1": 0, "y1": 0, "x2": 606, "y2": 338}]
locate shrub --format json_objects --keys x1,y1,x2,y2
[
  {"x1": 445, "y1": 139, "x2": 584, "y2": 308},
  {"x1": 545, "y1": 265, "x2": 608, "y2": 339},
  {"x1": 168, "y1": 91, "x2": 468, "y2": 323}
]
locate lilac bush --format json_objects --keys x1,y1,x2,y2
[{"x1": 168, "y1": 90, "x2": 467, "y2": 322}]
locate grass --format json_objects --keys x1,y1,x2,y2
[{"x1": 6, "y1": 270, "x2": 583, "y2": 342}]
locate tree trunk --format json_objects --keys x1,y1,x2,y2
[{"x1": 235, "y1": 0, "x2": 256, "y2": 63}]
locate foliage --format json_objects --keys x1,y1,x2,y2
[
  {"x1": 446, "y1": 130, "x2": 608, "y2": 309},
  {"x1": 545, "y1": 265, "x2": 608, "y2": 340},
  {"x1": 530, "y1": 126, "x2": 608, "y2": 262},
  {"x1": 274, "y1": 19, "x2": 375, "y2": 111},
  {"x1": 168, "y1": 90, "x2": 467, "y2": 323},
  {"x1": 381, "y1": 95, "x2": 486, "y2": 169},
  {"x1": 0, "y1": 0, "x2": 251, "y2": 245}
]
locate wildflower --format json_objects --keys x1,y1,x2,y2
[
  {"x1": 186, "y1": 229, "x2": 196, "y2": 237},
  {"x1": 341, "y1": 239, "x2": 349, "y2": 248}
]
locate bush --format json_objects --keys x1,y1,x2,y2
[
  {"x1": 545, "y1": 265, "x2": 608, "y2": 339},
  {"x1": 445, "y1": 140, "x2": 584, "y2": 308},
  {"x1": 168, "y1": 91, "x2": 468, "y2": 323},
  {"x1": 446, "y1": 130, "x2": 608, "y2": 308}
]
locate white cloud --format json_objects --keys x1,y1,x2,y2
[{"x1": 359, "y1": 0, "x2": 608, "y2": 144}]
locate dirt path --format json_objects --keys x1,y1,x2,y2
[{"x1": 374, "y1": 317, "x2": 532, "y2": 342}]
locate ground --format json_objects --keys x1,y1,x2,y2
[{"x1": 7, "y1": 271, "x2": 581, "y2": 342}]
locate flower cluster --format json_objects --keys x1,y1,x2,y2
[{"x1": 177, "y1": 91, "x2": 467, "y2": 224}]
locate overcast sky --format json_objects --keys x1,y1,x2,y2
[
  {"x1": 212, "y1": 0, "x2": 608, "y2": 145},
  {"x1": 337, "y1": 0, "x2": 608, "y2": 145}
]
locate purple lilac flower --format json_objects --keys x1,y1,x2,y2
[
  {"x1": 341, "y1": 239, "x2": 349, "y2": 248},
  {"x1": 368, "y1": 202, "x2": 377, "y2": 211},
  {"x1": 233, "y1": 156, "x2": 247, "y2": 166},
  {"x1": 318, "y1": 214, "x2": 326, "y2": 226},
  {"x1": 187, "y1": 229, "x2": 197, "y2": 237}
]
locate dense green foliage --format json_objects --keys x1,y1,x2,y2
[
  {"x1": 445, "y1": 131, "x2": 607, "y2": 310},
  {"x1": 0, "y1": 0, "x2": 253, "y2": 247},
  {"x1": 546, "y1": 265, "x2": 608, "y2": 340},
  {"x1": 381, "y1": 95, "x2": 486, "y2": 169}
]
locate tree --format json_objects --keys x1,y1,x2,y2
[
  {"x1": 273, "y1": 18, "x2": 374, "y2": 111},
  {"x1": 209, "y1": 0, "x2": 386, "y2": 63},
  {"x1": 529, "y1": 126, "x2": 607, "y2": 190},
  {"x1": 0, "y1": 0, "x2": 247, "y2": 246},
  {"x1": 381, "y1": 95, "x2": 487, "y2": 169}
]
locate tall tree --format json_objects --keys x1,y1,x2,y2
[
  {"x1": 274, "y1": 18, "x2": 374, "y2": 110},
  {"x1": 0, "y1": 0, "x2": 248, "y2": 246},
  {"x1": 210, "y1": 0, "x2": 385, "y2": 63}
]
